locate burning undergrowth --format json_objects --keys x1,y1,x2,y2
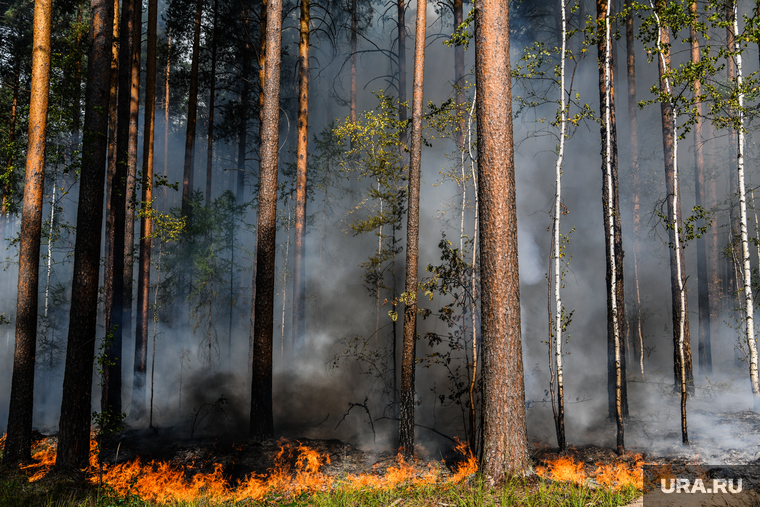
[{"x1": 4, "y1": 432, "x2": 478, "y2": 504}]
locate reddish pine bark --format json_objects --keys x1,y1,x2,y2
[
  {"x1": 291, "y1": 0, "x2": 309, "y2": 353},
  {"x1": 475, "y1": 0, "x2": 529, "y2": 482},
  {"x1": 3, "y1": 0, "x2": 52, "y2": 465},
  {"x1": 250, "y1": 0, "x2": 283, "y2": 440},
  {"x1": 399, "y1": 0, "x2": 426, "y2": 458},
  {"x1": 134, "y1": 0, "x2": 158, "y2": 417}
]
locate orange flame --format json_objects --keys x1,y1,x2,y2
[
  {"x1": 536, "y1": 452, "x2": 648, "y2": 491},
  {"x1": 6, "y1": 434, "x2": 479, "y2": 503}
]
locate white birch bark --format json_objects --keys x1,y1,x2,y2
[
  {"x1": 44, "y1": 169, "x2": 57, "y2": 320},
  {"x1": 553, "y1": 0, "x2": 568, "y2": 447},
  {"x1": 732, "y1": 3, "x2": 759, "y2": 404}
]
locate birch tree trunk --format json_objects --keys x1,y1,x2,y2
[
  {"x1": 731, "y1": 1, "x2": 759, "y2": 408},
  {"x1": 652, "y1": 0, "x2": 689, "y2": 444}
]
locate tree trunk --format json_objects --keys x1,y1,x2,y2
[
  {"x1": 292, "y1": 0, "x2": 309, "y2": 353},
  {"x1": 205, "y1": 0, "x2": 218, "y2": 204},
  {"x1": 103, "y1": 0, "x2": 137, "y2": 423},
  {"x1": 399, "y1": 0, "x2": 426, "y2": 458},
  {"x1": 55, "y1": 0, "x2": 112, "y2": 469},
  {"x1": 551, "y1": 0, "x2": 568, "y2": 454},
  {"x1": 625, "y1": 0, "x2": 644, "y2": 376},
  {"x1": 475, "y1": 0, "x2": 529, "y2": 482},
  {"x1": 653, "y1": 0, "x2": 689, "y2": 443},
  {"x1": 731, "y1": 1, "x2": 760, "y2": 409},
  {"x1": 181, "y1": 0, "x2": 203, "y2": 217},
  {"x1": 71, "y1": 5, "x2": 83, "y2": 161},
  {"x1": 453, "y1": 0, "x2": 464, "y2": 151},
  {"x1": 3, "y1": 0, "x2": 52, "y2": 465},
  {"x1": 598, "y1": 0, "x2": 626, "y2": 454},
  {"x1": 350, "y1": 0, "x2": 357, "y2": 125},
  {"x1": 134, "y1": 0, "x2": 157, "y2": 419},
  {"x1": 164, "y1": 33, "x2": 170, "y2": 193},
  {"x1": 237, "y1": 6, "x2": 250, "y2": 205},
  {"x1": 2, "y1": 62, "x2": 20, "y2": 219},
  {"x1": 123, "y1": 0, "x2": 141, "y2": 386},
  {"x1": 691, "y1": 0, "x2": 711, "y2": 376},
  {"x1": 249, "y1": 0, "x2": 283, "y2": 440},
  {"x1": 397, "y1": 0, "x2": 406, "y2": 145}
]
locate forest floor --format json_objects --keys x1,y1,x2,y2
[{"x1": 0, "y1": 430, "x2": 644, "y2": 506}]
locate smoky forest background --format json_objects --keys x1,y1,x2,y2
[{"x1": 1, "y1": 0, "x2": 760, "y2": 481}]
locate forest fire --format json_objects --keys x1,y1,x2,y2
[
  {"x1": 535, "y1": 452, "x2": 647, "y2": 491},
  {"x1": 14, "y1": 435, "x2": 479, "y2": 503}
]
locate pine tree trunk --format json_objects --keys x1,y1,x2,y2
[
  {"x1": 103, "y1": 0, "x2": 137, "y2": 423},
  {"x1": 475, "y1": 0, "x2": 529, "y2": 482},
  {"x1": 3, "y1": 0, "x2": 52, "y2": 465},
  {"x1": 625, "y1": 0, "x2": 644, "y2": 375},
  {"x1": 453, "y1": 0, "x2": 464, "y2": 152},
  {"x1": 134, "y1": 0, "x2": 157, "y2": 419},
  {"x1": 181, "y1": 0, "x2": 203, "y2": 217},
  {"x1": 397, "y1": 0, "x2": 406, "y2": 146},
  {"x1": 691, "y1": 1, "x2": 711, "y2": 375},
  {"x1": 205, "y1": 0, "x2": 218, "y2": 204},
  {"x1": 55, "y1": 0, "x2": 112, "y2": 468},
  {"x1": 238, "y1": 6, "x2": 250, "y2": 205},
  {"x1": 399, "y1": 0, "x2": 426, "y2": 458},
  {"x1": 249, "y1": 0, "x2": 283, "y2": 440},
  {"x1": 292, "y1": 0, "x2": 309, "y2": 352},
  {"x1": 123, "y1": 1, "x2": 141, "y2": 384},
  {"x1": 164, "y1": 33, "x2": 170, "y2": 195}
]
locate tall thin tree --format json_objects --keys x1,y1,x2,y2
[
  {"x1": 292, "y1": 0, "x2": 309, "y2": 352},
  {"x1": 249, "y1": 0, "x2": 283, "y2": 439},
  {"x1": 134, "y1": 0, "x2": 158, "y2": 417},
  {"x1": 399, "y1": 0, "x2": 426, "y2": 458},
  {"x1": 56, "y1": 0, "x2": 113, "y2": 468},
  {"x1": 3, "y1": 0, "x2": 52, "y2": 464},
  {"x1": 205, "y1": 0, "x2": 218, "y2": 203},
  {"x1": 181, "y1": 0, "x2": 204, "y2": 217},
  {"x1": 475, "y1": 0, "x2": 529, "y2": 482}
]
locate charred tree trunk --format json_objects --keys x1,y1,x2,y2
[
  {"x1": 691, "y1": 0, "x2": 711, "y2": 376},
  {"x1": 181, "y1": 0, "x2": 203, "y2": 217},
  {"x1": 625, "y1": 0, "x2": 644, "y2": 375},
  {"x1": 291, "y1": 0, "x2": 309, "y2": 352},
  {"x1": 205, "y1": 0, "x2": 218, "y2": 203},
  {"x1": 249, "y1": 0, "x2": 283, "y2": 440},
  {"x1": 56, "y1": 0, "x2": 112, "y2": 469},
  {"x1": 3, "y1": 0, "x2": 52, "y2": 465},
  {"x1": 399, "y1": 0, "x2": 426, "y2": 458},
  {"x1": 475, "y1": 0, "x2": 529, "y2": 482},
  {"x1": 134, "y1": 0, "x2": 157, "y2": 418}
]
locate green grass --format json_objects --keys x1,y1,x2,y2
[{"x1": 0, "y1": 472, "x2": 640, "y2": 507}]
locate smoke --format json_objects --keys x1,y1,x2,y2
[{"x1": 0, "y1": 0, "x2": 758, "y2": 466}]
